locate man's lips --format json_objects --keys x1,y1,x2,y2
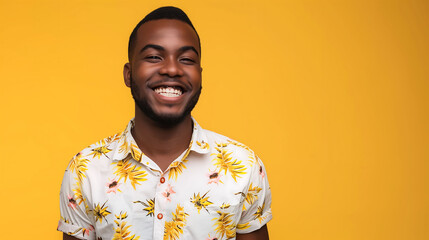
[
  {"x1": 149, "y1": 79, "x2": 189, "y2": 93},
  {"x1": 148, "y1": 79, "x2": 191, "y2": 100}
]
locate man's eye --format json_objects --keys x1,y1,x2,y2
[
  {"x1": 180, "y1": 58, "x2": 195, "y2": 64},
  {"x1": 145, "y1": 56, "x2": 162, "y2": 62}
]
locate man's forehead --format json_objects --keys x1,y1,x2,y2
[{"x1": 136, "y1": 19, "x2": 199, "y2": 45}]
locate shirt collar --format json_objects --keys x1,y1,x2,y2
[
  {"x1": 112, "y1": 117, "x2": 210, "y2": 162},
  {"x1": 189, "y1": 116, "x2": 210, "y2": 155}
]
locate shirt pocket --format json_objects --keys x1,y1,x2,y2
[{"x1": 183, "y1": 191, "x2": 244, "y2": 233}]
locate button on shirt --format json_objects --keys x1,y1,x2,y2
[{"x1": 57, "y1": 118, "x2": 272, "y2": 240}]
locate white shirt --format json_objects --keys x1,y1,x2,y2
[{"x1": 58, "y1": 118, "x2": 272, "y2": 240}]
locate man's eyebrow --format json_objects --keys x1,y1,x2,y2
[
  {"x1": 139, "y1": 44, "x2": 199, "y2": 56},
  {"x1": 139, "y1": 44, "x2": 164, "y2": 54},
  {"x1": 179, "y1": 46, "x2": 199, "y2": 56}
]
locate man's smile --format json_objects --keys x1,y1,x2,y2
[
  {"x1": 148, "y1": 79, "x2": 190, "y2": 102},
  {"x1": 154, "y1": 86, "x2": 183, "y2": 97}
]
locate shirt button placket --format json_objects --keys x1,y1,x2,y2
[
  {"x1": 153, "y1": 210, "x2": 165, "y2": 240},
  {"x1": 154, "y1": 175, "x2": 167, "y2": 240}
]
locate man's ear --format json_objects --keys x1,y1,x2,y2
[{"x1": 123, "y1": 63, "x2": 131, "y2": 87}]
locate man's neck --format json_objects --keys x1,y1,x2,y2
[{"x1": 131, "y1": 109, "x2": 193, "y2": 171}]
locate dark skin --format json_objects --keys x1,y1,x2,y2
[{"x1": 63, "y1": 19, "x2": 269, "y2": 240}]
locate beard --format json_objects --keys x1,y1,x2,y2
[{"x1": 130, "y1": 76, "x2": 202, "y2": 127}]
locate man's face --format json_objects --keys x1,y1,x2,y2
[{"x1": 124, "y1": 19, "x2": 202, "y2": 126}]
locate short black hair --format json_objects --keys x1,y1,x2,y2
[{"x1": 128, "y1": 6, "x2": 200, "y2": 61}]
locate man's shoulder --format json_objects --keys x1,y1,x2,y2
[
  {"x1": 199, "y1": 128, "x2": 264, "y2": 179},
  {"x1": 68, "y1": 132, "x2": 122, "y2": 164},
  {"x1": 201, "y1": 128, "x2": 257, "y2": 157}
]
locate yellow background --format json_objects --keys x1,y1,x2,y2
[{"x1": 0, "y1": 0, "x2": 428, "y2": 239}]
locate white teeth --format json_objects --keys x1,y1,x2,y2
[{"x1": 154, "y1": 87, "x2": 183, "y2": 97}]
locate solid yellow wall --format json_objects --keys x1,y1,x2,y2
[{"x1": 0, "y1": 0, "x2": 428, "y2": 239}]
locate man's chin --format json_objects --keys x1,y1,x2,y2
[
  {"x1": 148, "y1": 112, "x2": 189, "y2": 127},
  {"x1": 137, "y1": 102, "x2": 189, "y2": 127}
]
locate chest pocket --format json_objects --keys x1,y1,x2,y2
[{"x1": 181, "y1": 188, "x2": 244, "y2": 234}]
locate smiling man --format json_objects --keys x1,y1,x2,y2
[{"x1": 58, "y1": 6, "x2": 272, "y2": 240}]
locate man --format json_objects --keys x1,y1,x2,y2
[{"x1": 58, "y1": 6, "x2": 272, "y2": 240}]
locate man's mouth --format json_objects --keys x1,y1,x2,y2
[{"x1": 153, "y1": 86, "x2": 183, "y2": 97}]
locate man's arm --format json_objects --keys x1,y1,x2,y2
[
  {"x1": 63, "y1": 233, "x2": 80, "y2": 240},
  {"x1": 236, "y1": 224, "x2": 269, "y2": 240}
]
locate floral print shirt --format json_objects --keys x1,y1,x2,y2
[{"x1": 58, "y1": 118, "x2": 272, "y2": 240}]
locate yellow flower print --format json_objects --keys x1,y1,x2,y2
[
  {"x1": 236, "y1": 222, "x2": 250, "y2": 230},
  {"x1": 90, "y1": 145, "x2": 112, "y2": 159},
  {"x1": 220, "y1": 203, "x2": 231, "y2": 209},
  {"x1": 212, "y1": 144, "x2": 246, "y2": 182},
  {"x1": 115, "y1": 211, "x2": 128, "y2": 221},
  {"x1": 216, "y1": 142, "x2": 228, "y2": 148},
  {"x1": 196, "y1": 140, "x2": 209, "y2": 149},
  {"x1": 60, "y1": 216, "x2": 70, "y2": 224},
  {"x1": 226, "y1": 140, "x2": 250, "y2": 150},
  {"x1": 130, "y1": 143, "x2": 143, "y2": 161},
  {"x1": 92, "y1": 201, "x2": 111, "y2": 223},
  {"x1": 69, "y1": 152, "x2": 89, "y2": 182},
  {"x1": 72, "y1": 182, "x2": 84, "y2": 205},
  {"x1": 113, "y1": 156, "x2": 148, "y2": 190},
  {"x1": 69, "y1": 226, "x2": 93, "y2": 237},
  {"x1": 70, "y1": 183, "x2": 89, "y2": 213},
  {"x1": 70, "y1": 225, "x2": 94, "y2": 238},
  {"x1": 243, "y1": 183, "x2": 262, "y2": 210},
  {"x1": 227, "y1": 139, "x2": 256, "y2": 166},
  {"x1": 113, "y1": 211, "x2": 140, "y2": 240},
  {"x1": 190, "y1": 191, "x2": 213, "y2": 213},
  {"x1": 134, "y1": 198, "x2": 155, "y2": 217},
  {"x1": 168, "y1": 160, "x2": 188, "y2": 180},
  {"x1": 98, "y1": 133, "x2": 121, "y2": 146},
  {"x1": 164, "y1": 204, "x2": 188, "y2": 240},
  {"x1": 118, "y1": 139, "x2": 129, "y2": 154},
  {"x1": 212, "y1": 211, "x2": 236, "y2": 239},
  {"x1": 168, "y1": 142, "x2": 192, "y2": 180},
  {"x1": 253, "y1": 201, "x2": 266, "y2": 223}
]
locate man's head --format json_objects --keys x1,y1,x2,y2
[
  {"x1": 128, "y1": 6, "x2": 201, "y2": 62},
  {"x1": 124, "y1": 6, "x2": 202, "y2": 127}
]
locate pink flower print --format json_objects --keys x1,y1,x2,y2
[
  {"x1": 83, "y1": 225, "x2": 94, "y2": 236},
  {"x1": 207, "y1": 169, "x2": 222, "y2": 184},
  {"x1": 106, "y1": 178, "x2": 121, "y2": 194},
  {"x1": 259, "y1": 165, "x2": 265, "y2": 178},
  {"x1": 162, "y1": 184, "x2": 176, "y2": 202},
  {"x1": 67, "y1": 195, "x2": 77, "y2": 209}
]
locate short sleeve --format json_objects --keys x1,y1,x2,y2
[
  {"x1": 57, "y1": 156, "x2": 95, "y2": 240},
  {"x1": 236, "y1": 154, "x2": 273, "y2": 234}
]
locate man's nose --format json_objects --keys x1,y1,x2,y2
[{"x1": 159, "y1": 57, "x2": 183, "y2": 77}]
